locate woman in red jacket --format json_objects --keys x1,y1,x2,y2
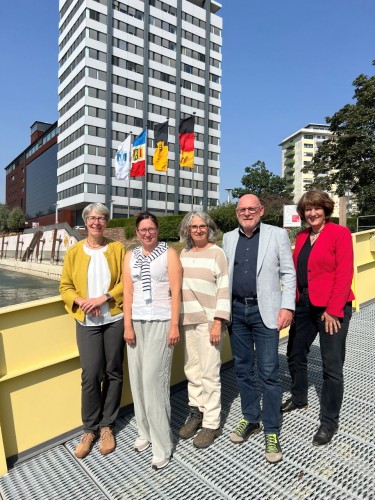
[{"x1": 281, "y1": 190, "x2": 354, "y2": 446}]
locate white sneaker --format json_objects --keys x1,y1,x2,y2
[
  {"x1": 151, "y1": 456, "x2": 170, "y2": 471},
  {"x1": 134, "y1": 437, "x2": 150, "y2": 452}
]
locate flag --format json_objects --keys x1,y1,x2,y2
[
  {"x1": 114, "y1": 135, "x2": 131, "y2": 180},
  {"x1": 131, "y1": 129, "x2": 147, "y2": 177},
  {"x1": 179, "y1": 116, "x2": 195, "y2": 168},
  {"x1": 153, "y1": 121, "x2": 169, "y2": 172}
]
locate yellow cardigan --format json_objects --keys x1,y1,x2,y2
[{"x1": 60, "y1": 239, "x2": 125, "y2": 321}]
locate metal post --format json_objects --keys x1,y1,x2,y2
[
  {"x1": 128, "y1": 131, "x2": 133, "y2": 219},
  {"x1": 55, "y1": 202, "x2": 59, "y2": 224}
]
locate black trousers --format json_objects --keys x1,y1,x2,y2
[
  {"x1": 76, "y1": 320, "x2": 125, "y2": 433},
  {"x1": 287, "y1": 295, "x2": 352, "y2": 430}
]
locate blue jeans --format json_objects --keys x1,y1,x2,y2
[{"x1": 229, "y1": 300, "x2": 281, "y2": 434}]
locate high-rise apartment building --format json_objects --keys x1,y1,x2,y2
[
  {"x1": 279, "y1": 123, "x2": 340, "y2": 215},
  {"x1": 57, "y1": 0, "x2": 222, "y2": 223}
]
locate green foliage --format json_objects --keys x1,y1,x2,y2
[
  {"x1": 305, "y1": 61, "x2": 375, "y2": 215},
  {"x1": 208, "y1": 203, "x2": 237, "y2": 233},
  {"x1": 7, "y1": 207, "x2": 25, "y2": 231},
  {"x1": 232, "y1": 160, "x2": 290, "y2": 200},
  {"x1": 0, "y1": 204, "x2": 9, "y2": 232}
]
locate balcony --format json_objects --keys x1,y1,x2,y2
[
  {"x1": 284, "y1": 158, "x2": 295, "y2": 167},
  {"x1": 285, "y1": 149, "x2": 295, "y2": 159},
  {"x1": 285, "y1": 141, "x2": 295, "y2": 150}
]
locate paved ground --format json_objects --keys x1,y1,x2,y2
[{"x1": 0, "y1": 304, "x2": 373, "y2": 499}]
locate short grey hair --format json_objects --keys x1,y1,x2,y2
[
  {"x1": 82, "y1": 203, "x2": 110, "y2": 222},
  {"x1": 179, "y1": 210, "x2": 218, "y2": 249}
]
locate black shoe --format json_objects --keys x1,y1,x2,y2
[
  {"x1": 280, "y1": 398, "x2": 308, "y2": 413},
  {"x1": 312, "y1": 425, "x2": 337, "y2": 446}
]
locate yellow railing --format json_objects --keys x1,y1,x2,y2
[
  {"x1": 0, "y1": 297, "x2": 232, "y2": 475},
  {"x1": 0, "y1": 229, "x2": 374, "y2": 475}
]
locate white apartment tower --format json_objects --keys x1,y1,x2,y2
[
  {"x1": 280, "y1": 123, "x2": 337, "y2": 211},
  {"x1": 57, "y1": 0, "x2": 222, "y2": 222}
]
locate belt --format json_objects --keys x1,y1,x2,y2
[{"x1": 234, "y1": 296, "x2": 258, "y2": 305}]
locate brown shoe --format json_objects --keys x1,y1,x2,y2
[
  {"x1": 193, "y1": 427, "x2": 222, "y2": 449},
  {"x1": 99, "y1": 427, "x2": 116, "y2": 455},
  {"x1": 74, "y1": 432, "x2": 97, "y2": 458},
  {"x1": 179, "y1": 406, "x2": 203, "y2": 439}
]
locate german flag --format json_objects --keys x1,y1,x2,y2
[
  {"x1": 153, "y1": 121, "x2": 168, "y2": 172},
  {"x1": 179, "y1": 116, "x2": 195, "y2": 168}
]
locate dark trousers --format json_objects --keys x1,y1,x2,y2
[
  {"x1": 287, "y1": 295, "x2": 352, "y2": 430},
  {"x1": 76, "y1": 320, "x2": 125, "y2": 433},
  {"x1": 229, "y1": 300, "x2": 281, "y2": 434}
]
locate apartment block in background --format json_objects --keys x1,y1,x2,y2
[
  {"x1": 57, "y1": 0, "x2": 223, "y2": 223},
  {"x1": 279, "y1": 123, "x2": 341, "y2": 216}
]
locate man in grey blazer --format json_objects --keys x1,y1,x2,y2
[{"x1": 222, "y1": 194, "x2": 295, "y2": 463}]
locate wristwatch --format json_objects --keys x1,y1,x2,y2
[{"x1": 105, "y1": 293, "x2": 112, "y2": 302}]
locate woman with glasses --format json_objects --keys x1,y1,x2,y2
[
  {"x1": 281, "y1": 191, "x2": 355, "y2": 446},
  {"x1": 60, "y1": 203, "x2": 125, "y2": 459},
  {"x1": 178, "y1": 211, "x2": 230, "y2": 448},
  {"x1": 123, "y1": 211, "x2": 182, "y2": 471}
]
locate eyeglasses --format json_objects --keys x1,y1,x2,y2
[
  {"x1": 190, "y1": 224, "x2": 208, "y2": 231},
  {"x1": 137, "y1": 227, "x2": 158, "y2": 235},
  {"x1": 86, "y1": 216, "x2": 107, "y2": 223},
  {"x1": 236, "y1": 206, "x2": 262, "y2": 215}
]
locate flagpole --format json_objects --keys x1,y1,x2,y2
[
  {"x1": 165, "y1": 169, "x2": 168, "y2": 216},
  {"x1": 191, "y1": 112, "x2": 196, "y2": 211},
  {"x1": 128, "y1": 131, "x2": 133, "y2": 219}
]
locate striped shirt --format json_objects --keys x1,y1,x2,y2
[{"x1": 180, "y1": 244, "x2": 230, "y2": 326}]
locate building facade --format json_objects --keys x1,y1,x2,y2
[
  {"x1": 57, "y1": 0, "x2": 223, "y2": 222},
  {"x1": 279, "y1": 123, "x2": 341, "y2": 216},
  {"x1": 5, "y1": 121, "x2": 59, "y2": 219}
]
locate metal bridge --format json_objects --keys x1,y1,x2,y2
[{"x1": 0, "y1": 304, "x2": 373, "y2": 499}]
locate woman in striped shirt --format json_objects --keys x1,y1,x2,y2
[{"x1": 178, "y1": 210, "x2": 230, "y2": 449}]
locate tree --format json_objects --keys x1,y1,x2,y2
[
  {"x1": 208, "y1": 203, "x2": 237, "y2": 233},
  {"x1": 305, "y1": 61, "x2": 375, "y2": 214},
  {"x1": 232, "y1": 160, "x2": 290, "y2": 200},
  {"x1": 0, "y1": 204, "x2": 9, "y2": 232},
  {"x1": 7, "y1": 207, "x2": 26, "y2": 231}
]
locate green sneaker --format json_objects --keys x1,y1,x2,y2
[
  {"x1": 229, "y1": 418, "x2": 261, "y2": 444},
  {"x1": 265, "y1": 433, "x2": 283, "y2": 463}
]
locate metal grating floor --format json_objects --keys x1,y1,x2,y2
[{"x1": 0, "y1": 304, "x2": 374, "y2": 499}]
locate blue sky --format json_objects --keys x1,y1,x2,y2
[{"x1": 0, "y1": 0, "x2": 374, "y2": 204}]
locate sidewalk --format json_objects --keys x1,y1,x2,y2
[{"x1": 0, "y1": 304, "x2": 373, "y2": 499}]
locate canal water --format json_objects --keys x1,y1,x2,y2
[{"x1": 0, "y1": 268, "x2": 60, "y2": 309}]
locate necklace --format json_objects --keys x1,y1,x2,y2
[
  {"x1": 311, "y1": 224, "x2": 325, "y2": 235},
  {"x1": 86, "y1": 237, "x2": 106, "y2": 248},
  {"x1": 310, "y1": 225, "x2": 325, "y2": 244}
]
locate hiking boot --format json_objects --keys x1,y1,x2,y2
[
  {"x1": 179, "y1": 406, "x2": 203, "y2": 439},
  {"x1": 99, "y1": 427, "x2": 116, "y2": 455},
  {"x1": 229, "y1": 419, "x2": 261, "y2": 444},
  {"x1": 134, "y1": 437, "x2": 151, "y2": 453},
  {"x1": 74, "y1": 432, "x2": 97, "y2": 458},
  {"x1": 265, "y1": 433, "x2": 283, "y2": 463},
  {"x1": 193, "y1": 427, "x2": 222, "y2": 449}
]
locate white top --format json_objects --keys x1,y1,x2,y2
[
  {"x1": 130, "y1": 250, "x2": 171, "y2": 321},
  {"x1": 79, "y1": 245, "x2": 123, "y2": 326}
]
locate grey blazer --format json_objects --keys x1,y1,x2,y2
[{"x1": 222, "y1": 223, "x2": 296, "y2": 329}]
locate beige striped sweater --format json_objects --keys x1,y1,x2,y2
[{"x1": 180, "y1": 244, "x2": 231, "y2": 326}]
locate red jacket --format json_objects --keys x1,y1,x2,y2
[{"x1": 293, "y1": 221, "x2": 355, "y2": 318}]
